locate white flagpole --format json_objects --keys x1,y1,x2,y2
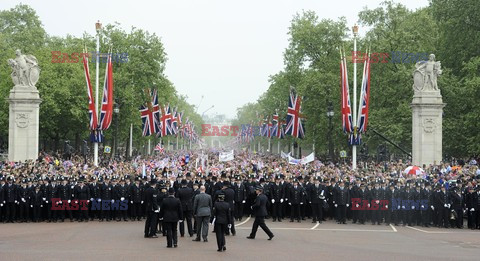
[
  {"x1": 129, "y1": 123, "x2": 132, "y2": 158},
  {"x1": 148, "y1": 139, "x2": 151, "y2": 155},
  {"x1": 352, "y1": 24, "x2": 359, "y2": 170},
  {"x1": 94, "y1": 21, "x2": 101, "y2": 166},
  {"x1": 277, "y1": 140, "x2": 280, "y2": 154}
]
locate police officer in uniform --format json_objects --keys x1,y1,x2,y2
[
  {"x1": 333, "y1": 180, "x2": 350, "y2": 224},
  {"x1": 160, "y1": 188, "x2": 184, "y2": 248},
  {"x1": 144, "y1": 179, "x2": 160, "y2": 238},
  {"x1": 247, "y1": 186, "x2": 274, "y2": 240},
  {"x1": 212, "y1": 191, "x2": 231, "y2": 252}
]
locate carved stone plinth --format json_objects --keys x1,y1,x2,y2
[
  {"x1": 411, "y1": 90, "x2": 445, "y2": 167},
  {"x1": 8, "y1": 86, "x2": 42, "y2": 162}
]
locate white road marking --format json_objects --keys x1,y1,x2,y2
[
  {"x1": 390, "y1": 224, "x2": 397, "y2": 232},
  {"x1": 236, "y1": 216, "x2": 251, "y2": 227},
  {"x1": 406, "y1": 226, "x2": 449, "y2": 234},
  {"x1": 310, "y1": 222, "x2": 320, "y2": 230}
]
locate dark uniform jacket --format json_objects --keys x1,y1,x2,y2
[
  {"x1": 270, "y1": 183, "x2": 284, "y2": 202},
  {"x1": 252, "y1": 194, "x2": 269, "y2": 217},
  {"x1": 130, "y1": 184, "x2": 143, "y2": 203},
  {"x1": 212, "y1": 201, "x2": 231, "y2": 224},
  {"x1": 177, "y1": 186, "x2": 194, "y2": 211},
  {"x1": 288, "y1": 185, "x2": 305, "y2": 205},
  {"x1": 233, "y1": 183, "x2": 246, "y2": 203},
  {"x1": 160, "y1": 196, "x2": 183, "y2": 222},
  {"x1": 308, "y1": 184, "x2": 325, "y2": 204},
  {"x1": 334, "y1": 187, "x2": 350, "y2": 205}
]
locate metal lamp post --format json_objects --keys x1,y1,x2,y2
[{"x1": 327, "y1": 101, "x2": 335, "y2": 163}]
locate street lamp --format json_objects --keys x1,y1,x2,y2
[
  {"x1": 113, "y1": 101, "x2": 120, "y2": 159},
  {"x1": 326, "y1": 101, "x2": 335, "y2": 163}
]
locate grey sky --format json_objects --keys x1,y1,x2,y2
[{"x1": 1, "y1": 0, "x2": 428, "y2": 118}]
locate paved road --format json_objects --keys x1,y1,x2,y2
[{"x1": 1, "y1": 218, "x2": 479, "y2": 261}]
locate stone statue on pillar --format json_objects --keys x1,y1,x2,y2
[
  {"x1": 7, "y1": 50, "x2": 42, "y2": 162},
  {"x1": 411, "y1": 53, "x2": 445, "y2": 167}
]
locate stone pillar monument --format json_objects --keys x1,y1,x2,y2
[
  {"x1": 7, "y1": 49, "x2": 42, "y2": 162},
  {"x1": 411, "y1": 54, "x2": 445, "y2": 167}
]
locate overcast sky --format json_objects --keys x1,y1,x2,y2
[{"x1": 1, "y1": 0, "x2": 428, "y2": 119}]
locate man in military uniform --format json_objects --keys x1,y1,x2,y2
[
  {"x1": 450, "y1": 187, "x2": 464, "y2": 228},
  {"x1": 144, "y1": 179, "x2": 160, "y2": 238},
  {"x1": 0, "y1": 175, "x2": 5, "y2": 222},
  {"x1": 58, "y1": 177, "x2": 72, "y2": 222},
  {"x1": 270, "y1": 176, "x2": 284, "y2": 222},
  {"x1": 212, "y1": 191, "x2": 231, "y2": 252},
  {"x1": 288, "y1": 179, "x2": 304, "y2": 222},
  {"x1": 5, "y1": 176, "x2": 17, "y2": 223},
  {"x1": 130, "y1": 177, "x2": 144, "y2": 221},
  {"x1": 370, "y1": 182, "x2": 383, "y2": 225},
  {"x1": 333, "y1": 180, "x2": 350, "y2": 224},
  {"x1": 17, "y1": 179, "x2": 30, "y2": 223},
  {"x1": 30, "y1": 184, "x2": 44, "y2": 222},
  {"x1": 100, "y1": 177, "x2": 113, "y2": 221},
  {"x1": 436, "y1": 184, "x2": 451, "y2": 228},
  {"x1": 247, "y1": 187, "x2": 274, "y2": 240},
  {"x1": 89, "y1": 176, "x2": 101, "y2": 221},
  {"x1": 74, "y1": 178, "x2": 90, "y2": 222},
  {"x1": 308, "y1": 177, "x2": 325, "y2": 223},
  {"x1": 45, "y1": 177, "x2": 59, "y2": 222},
  {"x1": 465, "y1": 185, "x2": 477, "y2": 229},
  {"x1": 233, "y1": 177, "x2": 246, "y2": 221},
  {"x1": 115, "y1": 177, "x2": 129, "y2": 221}
]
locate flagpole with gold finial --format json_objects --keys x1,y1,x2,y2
[
  {"x1": 352, "y1": 24, "x2": 358, "y2": 170},
  {"x1": 94, "y1": 20, "x2": 102, "y2": 167}
]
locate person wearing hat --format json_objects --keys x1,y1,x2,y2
[
  {"x1": 333, "y1": 180, "x2": 350, "y2": 224},
  {"x1": 233, "y1": 177, "x2": 246, "y2": 222},
  {"x1": 288, "y1": 179, "x2": 305, "y2": 223},
  {"x1": 465, "y1": 185, "x2": 476, "y2": 229},
  {"x1": 450, "y1": 187, "x2": 464, "y2": 229},
  {"x1": 74, "y1": 177, "x2": 90, "y2": 222},
  {"x1": 89, "y1": 176, "x2": 101, "y2": 221},
  {"x1": 130, "y1": 177, "x2": 144, "y2": 221},
  {"x1": 0, "y1": 175, "x2": 5, "y2": 222},
  {"x1": 217, "y1": 181, "x2": 235, "y2": 236},
  {"x1": 45, "y1": 177, "x2": 59, "y2": 223},
  {"x1": 144, "y1": 179, "x2": 160, "y2": 238},
  {"x1": 30, "y1": 185, "x2": 44, "y2": 222},
  {"x1": 370, "y1": 182, "x2": 383, "y2": 225},
  {"x1": 193, "y1": 185, "x2": 213, "y2": 242},
  {"x1": 212, "y1": 191, "x2": 231, "y2": 252},
  {"x1": 17, "y1": 179, "x2": 30, "y2": 223},
  {"x1": 115, "y1": 177, "x2": 129, "y2": 222},
  {"x1": 420, "y1": 182, "x2": 432, "y2": 227},
  {"x1": 4, "y1": 176, "x2": 17, "y2": 223},
  {"x1": 160, "y1": 187, "x2": 184, "y2": 248},
  {"x1": 58, "y1": 177, "x2": 73, "y2": 222},
  {"x1": 308, "y1": 177, "x2": 325, "y2": 224},
  {"x1": 100, "y1": 177, "x2": 114, "y2": 222},
  {"x1": 247, "y1": 186, "x2": 274, "y2": 240},
  {"x1": 270, "y1": 176, "x2": 284, "y2": 222},
  {"x1": 177, "y1": 179, "x2": 194, "y2": 237},
  {"x1": 436, "y1": 184, "x2": 451, "y2": 228}
]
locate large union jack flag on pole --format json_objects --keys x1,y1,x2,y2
[
  {"x1": 99, "y1": 53, "x2": 114, "y2": 131},
  {"x1": 82, "y1": 48, "x2": 97, "y2": 131},
  {"x1": 285, "y1": 90, "x2": 305, "y2": 139},
  {"x1": 139, "y1": 89, "x2": 160, "y2": 136},
  {"x1": 356, "y1": 49, "x2": 371, "y2": 144},
  {"x1": 340, "y1": 48, "x2": 356, "y2": 144}
]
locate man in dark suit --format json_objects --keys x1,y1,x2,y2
[
  {"x1": 247, "y1": 187, "x2": 274, "y2": 240},
  {"x1": 177, "y1": 179, "x2": 194, "y2": 237},
  {"x1": 160, "y1": 188, "x2": 183, "y2": 248},
  {"x1": 212, "y1": 191, "x2": 231, "y2": 252},
  {"x1": 144, "y1": 180, "x2": 160, "y2": 238},
  {"x1": 270, "y1": 176, "x2": 284, "y2": 222},
  {"x1": 193, "y1": 185, "x2": 212, "y2": 242}
]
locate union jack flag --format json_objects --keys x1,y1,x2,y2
[
  {"x1": 99, "y1": 54, "x2": 114, "y2": 131},
  {"x1": 285, "y1": 91, "x2": 305, "y2": 139},
  {"x1": 272, "y1": 113, "x2": 286, "y2": 139},
  {"x1": 139, "y1": 89, "x2": 160, "y2": 136},
  {"x1": 340, "y1": 48, "x2": 354, "y2": 143},
  {"x1": 170, "y1": 108, "x2": 178, "y2": 135},
  {"x1": 356, "y1": 50, "x2": 371, "y2": 143},
  {"x1": 159, "y1": 104, "x2": 173, "y2": 137},
  {"x1": 154, "y1": 142, "x2": 164, "y2": 153},
  {"x1": 82, "y1": 49, "x2": 97, "y2": 131}
]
